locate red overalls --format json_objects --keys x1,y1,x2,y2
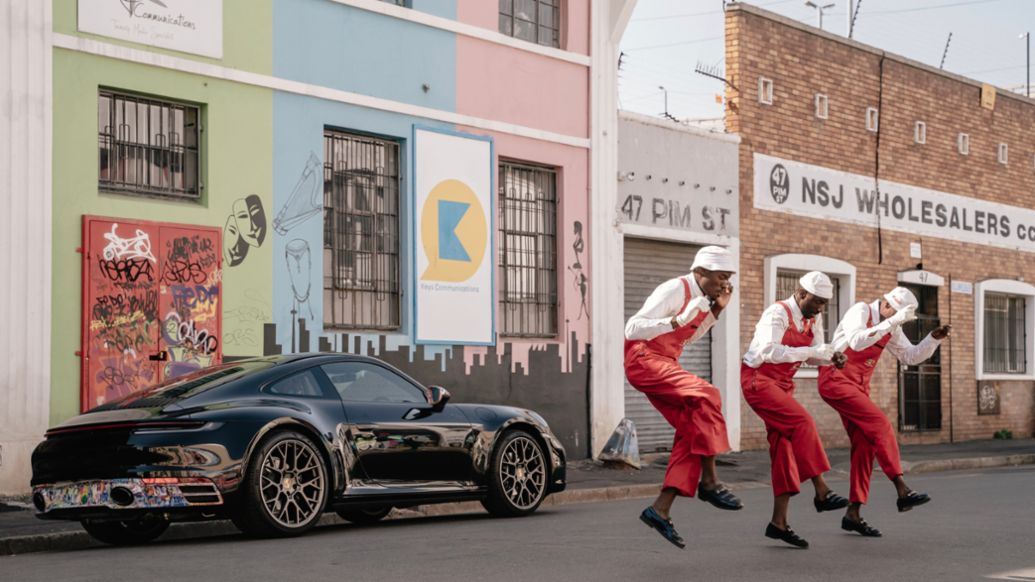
[
  {"x1": 625, "y1": 277, "x2": 730, "y2": 497},
  {"x1": 741, "y1": 302, "x2": 831, "y2": 497},
  {"x1": 818, "y1": 309, "x2": 902, "y2": 504}
]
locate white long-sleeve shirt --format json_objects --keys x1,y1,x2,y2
[
  {"x1": 624, "y1": 274, "x2": 717, "y2": 344},
  {"x1": 742, "y1": 297, "x2": 827, "y2": 368},
  {"x1": 829, "y1": 300, "x2": 942, "y2": 365}
]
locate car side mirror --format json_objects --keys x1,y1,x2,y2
[{"x1": 428, "y1": 385, "x2": 450, "y2": 412}]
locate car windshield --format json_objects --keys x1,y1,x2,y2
[{"x1": 93, "y1": 361, "x2": 273, "y2": 410}]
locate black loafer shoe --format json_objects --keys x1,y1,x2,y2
[
  {"x1": 639, "y1": 506, "x2": 686, "y2": 549},
  {"x1": 765, "y1": 522, "x2": 809, "y2": 548},
  {"x1": 842, "y1": 516, "x2": 882, "y2": 537},
  {"x1": 814, "y1": 490, "x2": 849, "y2": 513},
  {"x1": 698, "y1": 484, "x2": 743, "y2": 511},
  {"x1": 897, "y1": 491, "x2": 931, "y2": 513}
]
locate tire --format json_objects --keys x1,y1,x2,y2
[
  {"x1": 481, "y1": 430, "x2": 548, "y2": 518},
  {"x1": 231, "y1": 430, "x2": 329, "y2": 538},
  {"x1": 336, "y1": 505, "x2": 392, "y2": 525},
  {"x1": 80, "y1": 514, "x2": 169, "y2": 546}
]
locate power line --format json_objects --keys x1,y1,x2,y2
[{"x1": 863, "y1": 0, "x2": 1007, "y2": 15}]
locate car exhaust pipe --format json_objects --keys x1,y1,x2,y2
[
  {"x1": 110, "y1": 486, "x2": 135, "y2": 507},
  {"x1": 32, "y1": 492, "x2": 46, "y2": 512}
]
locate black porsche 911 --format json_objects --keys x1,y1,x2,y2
[{"x1": 31, "y1": 354, "x2": 566, "y2": 545}]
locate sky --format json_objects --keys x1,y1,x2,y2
[{"x1": 618, "y1": 0, "x2": 1035, "y2": 121}]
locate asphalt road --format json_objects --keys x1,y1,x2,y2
[{"x1": 3, "y1": 466, "x2": 1033, "y2": 582}]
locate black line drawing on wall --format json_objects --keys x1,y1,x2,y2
[
  {"x1": 274, "y1": 152, "x2": 322, "y2": 235},
  {"x1": 568, "y1": 220, "x2": 588, "y2": 320},
  {"x1": 223, "y1": 194, "x2": 267, "y2": 267},
  {"x1": 285, "y1": 238, "x2": 314, "y2": 353}
]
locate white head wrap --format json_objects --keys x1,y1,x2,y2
[
  {"x1": 884, "y1": 286, "x2": 919, "y2": 311},
  {"x1": 690, "y1": 246, "x2": 736, "y2": 273},
  {"x1": 799, "y1": 271, "x2": 834, "y2": 299}
]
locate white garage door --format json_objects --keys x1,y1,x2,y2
[{"x1": 623, "y1": 238, "x2": 712, "y2": 453}]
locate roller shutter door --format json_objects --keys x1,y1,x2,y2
[{"x1": 623, "y1": 238, "x2": 712, "y2": 453}]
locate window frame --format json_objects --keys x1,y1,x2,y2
[
  {"x1": 322, "y1": 128, "x2": 403, "y2": 332},
  {"x1": 758, "y1": 77, "x2": 774, "y2": 105},
  {"x1": 998, "y1": 143, "x2": 1009, "y2": 165},
  {"x1": 97, "y1": 89, "x2": 202, "y2": 200},
  {"x1": 498, "y1": 159, "x2": 560, "y2": 339},
  {"x1": 498, "y1": 0, "x2": 561, "y2": 49},
  {"x1": 975, "y1": 279, "x2": 1035, "y2": 380},
  {"x1": 958, "y1": 133, "x2": 970, "y2": 155},
  {"x1": 866, "y1": 107, "x2": 879, "y2": 132},
  {"x1": 814, "y1": 93, "x2": 829, "y2": 120},
  {"x1": 764, "y1": 254, "x2": 857, "y2": 379},
  {"x1": 914, "y1": 121, "x2": 926, "y2": 145}
]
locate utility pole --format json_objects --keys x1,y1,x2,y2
[
  {"x1": 846, "y1": 0, "x2": 853, "y2": 37},
  {"x1": 1023, "y1": 32, "x2": 1031, "y2": 98},
  {"x1": 806, "y1": 1, "x2": 835, "y2": 30}
]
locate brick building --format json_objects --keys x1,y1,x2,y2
[{"x1": 726, "y1": 3, "x2": 1035, "y2": 450}]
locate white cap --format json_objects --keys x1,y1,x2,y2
[
  {"x1": 885, "y1": 286, "x2": 918, "y2": 311},
  {"x1": 690, "y1": 246, "x2": 736, "y2": 273},
  {"x1": 799, "y1": 271, "x2": 834, "y2": 299}
]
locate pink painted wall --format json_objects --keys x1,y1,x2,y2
[
  {"x1": 456, "y1": 0, "x2": 590, "y2": 56},
  {"x1": 455, "y1": 128, "x2": 590, "y2": 375},
  {"x1": 454, "y1": 1, "x2": 591, "y2": 373}
]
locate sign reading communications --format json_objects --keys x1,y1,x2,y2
[
  {"x1": 413, "y1": 127, "x2": 494, "y2": 345},
  {"x1": 78, "y1": 0, "x2": 223, "y2": 59},
  {"x1": 754, "y1": 153, "x2": 1035, "y2": 253}
]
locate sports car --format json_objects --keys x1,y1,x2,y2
[{"x1": 31, "y1": 354, "x2": 566, "y2": 545}]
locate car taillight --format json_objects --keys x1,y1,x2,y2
[{"x1": 45, "y1": 420, "x2": 205, "y2": 437}]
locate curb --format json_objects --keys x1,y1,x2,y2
[{"x1": 2, "y1": 453, "x2": 1031, "y2": 556}]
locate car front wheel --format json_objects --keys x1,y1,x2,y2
[
  {"x1": 482, "y1": 430, "x2": 548, "y2": 517},
  {"x1": 80, "y1": 514, "x2": 169, "y2": 546},
  {"x1": 231, "y1": 431, "x2": 329, "y2": 538}
]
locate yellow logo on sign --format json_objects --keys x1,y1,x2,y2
[{"x1": 420, "y1": 179, "x2": 487, "y2": 282}]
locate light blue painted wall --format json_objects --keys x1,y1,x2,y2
[{"x1": 273, "y1": 0, "x2": 457, "y2": 110}]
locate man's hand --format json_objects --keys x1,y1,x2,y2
[
  {"x1": 673, "y1": 296, "x2": 711, "y2": 328},
  {"x1": 887, "y1": 304, "x2": 918, "y2": 327},
  {"x1": 832, "y1": 352, "x2": 848, "y2": 369},
  {"x1": 713, "y1": 282, "x2": 734, "y2": 311},
  {"x1": 931, "y1": 324, "x2": 952, "y2": 340},
  {"x1": 812, "y1": 344, "x2": 836, "y2": 361}
]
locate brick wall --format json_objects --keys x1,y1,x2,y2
[{"x1": 726, "y1": 4, "x2": 1035, "y2": 450}]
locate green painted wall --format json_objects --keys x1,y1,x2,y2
[
  {"x1": 51, "y1": 49, "x2": 273, "y2": 424},
  {"x1": 53, "y1": 0, "x2": 272, "y2": 75}
]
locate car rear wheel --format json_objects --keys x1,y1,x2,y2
[
  {"x1": 231, "y1": 431, "x2": 329, "y2": 538},
  {"x1": 481, "y1": 430, "x2": 548, "y2": 517},
  {"x1": 336, "y1": 505, "x2": 392, "y2": 525},
  {"x1": 80, "y1": 514, "x2": 169, "y2": 546}
]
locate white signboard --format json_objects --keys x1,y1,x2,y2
[
  {"x1": 754, "y1": 153, "x2": 1035, "y2": 253},
  {"x1": 78, "y1": 0, "x2": 223, "y2": 59},
  {"x1": 951, "y1": 280, "x2": 974, "y2": 295},
  {"x1": 413, "y1": 127, "x2": 495, "y2": 345}
]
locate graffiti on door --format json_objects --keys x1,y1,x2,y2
[{"x1": 82, "y1": 217, "x2": 222, "y2": 411}]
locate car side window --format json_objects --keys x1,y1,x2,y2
[
  {"x1": 267, "y1": 370, "x2": 325, "y2": 398},
  {"x1": 321, "y1": 362, "x2": 425, "y2": 404}
]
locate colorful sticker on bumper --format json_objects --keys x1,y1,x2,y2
[{"x1": 36, "y1": 479, "x2": 195, "y2": 512}]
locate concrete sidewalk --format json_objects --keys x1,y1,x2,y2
[{"x1": 2, "y1": 438, "x2": 1032, "y2": 556}]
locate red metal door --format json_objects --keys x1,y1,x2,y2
[
  {"x1": 156, "y1": 225, "x2": 223, "y2": 382},
  {"x1": 81, "y1": 216, "x2": 222, "y2": 412}
]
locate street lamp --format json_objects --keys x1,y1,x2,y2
[{"x1": 806, "y1": 1, "x2": 836, "y2": 30}]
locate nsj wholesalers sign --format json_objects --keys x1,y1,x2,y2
[{"x1": 754, "y1": 153, "x2": 1035, "y2": 253}]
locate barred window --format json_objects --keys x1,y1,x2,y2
[
  {"x1": 499, "y1": 161, "x2": 558, "y2": 337},
  {"x1": 984, "y1": 293, "x2": 1027, "y2": 373},
  {"x1": 323, "y1": 130, "x2": 400, "y2": 330},
  {"x1": 98, "y1": 90, "x2": 200, "y2": 199},
  {"x1": 499, "y1": 0, "x2": 560, "y2": 48},
  {"x1": 776, "y1": 269, "x2": 841, "y2": 341}
]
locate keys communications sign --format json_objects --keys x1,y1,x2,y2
[{"x1": 78, "y1": 0, "x2": 223, "y2": 59}]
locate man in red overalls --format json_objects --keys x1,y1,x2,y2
[
  {"x1": 819, "y1": 286, "x2": 951, "y2": 537},
  {"x1": 741, "y1": 271, "x2": 849, "y2": 549},
  {"x1": 625, "y1": 246, "x2": 741, "y2": 549}
]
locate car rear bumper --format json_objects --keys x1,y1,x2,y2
[{"x1": 33, "y1": 477, "x2": 224, "y2": 519}]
